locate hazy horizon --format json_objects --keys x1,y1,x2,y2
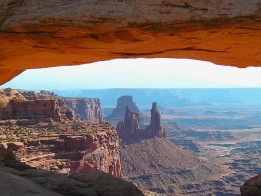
[{"x1": 1, "y1": 58, "x2": 261, "y2": 90}]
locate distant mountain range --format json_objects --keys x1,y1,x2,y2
[{"x1": 53, "y1": 88, "x2": 261, "y2": 107}]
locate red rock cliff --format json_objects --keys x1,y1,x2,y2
[
  {"x1": 0, "y1": 88, "x2": 75, "y2": 121},
  {"x1": 0, "y1": 89, "x2": 105, "y2": 123},
  {"x1": 0, "y1": 121, "x2": 122, "y2": 178},
  {"x1": 65, "y1": 98, "x2": 104, "y2": 123}
]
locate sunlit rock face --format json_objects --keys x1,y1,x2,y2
[{"x1": 0, "y1": 0, "x2": 260, "y2": 84}]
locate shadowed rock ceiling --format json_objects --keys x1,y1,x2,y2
[{"x1": 0, "y1": 0, "x2": 260, "y2": 85}]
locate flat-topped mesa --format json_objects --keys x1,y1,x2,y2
[
  {"x1": 116, "y1": 106, "x2": 140, "y2": 139},
  {"x1": 107, "y1": 96, "x2": 140, "y2": 120},
  {"x1": 0, "y1": 88, "x2": 104, "y2": 123},
  {"x1": 145, "y1": 102, "x2": 165, "y2": 138},
  {"x1": 65, "y1": 98, "x2": 104, "y2": 123},
  {"x1": 116, "y1": 102, "x2": 165, "y2": 140},
  {"x1": 0, "y1": 88, "x2": 75, "y2": 121}
]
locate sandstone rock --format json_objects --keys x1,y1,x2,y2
[
  {"x1": 0, "y1": 162, "x2": 144, "y2": 196},
  {"x1": 0, "y1": 168, "x2": 62, "y2": 196},
  {"x1": 116, "y1": 102, "x2": 165, "y2": 140},
  {"x1": 0, "y1": 88, "x2": 105, "y2": 123},
  {"x1": 240, "y1": 173, "x2": 261, "y2": 196},
  {"x1": 71, "y1": 170, "x2": 144, "y2": 196},
  {"x1": 116, "y1": 106, "x2": 141, "y2": 139},
  {"x1": 0, "y1": 1, "x2": 260, "y2": 85},
  {"x1": 0, "y1": 88, "x2": 75, "y2": 121},
  {"x1": 257, "y1": 173, "x2": 261, "y2": 187},
  {"x1": 0, "y1": 120, "x2": 122, "y2": 178},
  {"x1": 107, "y1": 96, "x2": 140, "y2": 121},
  {"x1": 144, "y1": 102, "x2": 165, "y2": 138},
  {"x1": 65, "y1": 98, "x2": 104, "y2": 123},
  {"x1": 0, "y1": 147, "x2": 15, "y2": 161}
]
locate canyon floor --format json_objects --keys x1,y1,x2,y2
[{"x1": 158, "y1": 104, "x2": 261, "y2": 195}]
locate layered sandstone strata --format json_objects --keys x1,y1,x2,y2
[
  {"x1": 65, "y1": 98, "x2": 104, "y2": 123},
  {"x1": 0, "y1": 1, "x2": 260, "y2": 84},
  {"x1": 0, "y1": 88, "x2": 104, "y2": 123},
  {"x1": 0, "y1": 88, "x2": 75, "y2": 121},
  {"x1": 0, "y1": 120, "x2": 122, "y2": 178}
]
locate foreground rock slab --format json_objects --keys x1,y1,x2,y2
[
  {"x1": 0, "y1": 164, "x2": 144, "y2": 196},
  {"x1": 240, "y1": 173, "x2": 261, "y2": 196}
]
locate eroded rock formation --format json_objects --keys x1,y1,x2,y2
[
  {"x1": 107, "y1": 96, "x2": 140, "y2": 120},
  {"x1": 116, "y1": 106, "x2": 141, "y2": 139},
  {"x1": 0, "y1": 1, "x2": 260, "y2": 84},
  {"x1": 0, "y1": 88, "x2": 122, "y2": 178},
  {"x1": 0, "y1": 88, "x2": 104, "y2": 123},
  {"x1": 0, "y1": 88, "x2": 75, "y2": 121},
  {"x1": 144, "y1": 102, "x2": 165, "y2": 138},
  {"x1": 65, "y1": 98, "x2": 104, "y2": 123},
  {"x1": 0, "y1": 121, "x2": 121, "y2": 178},
  {"x1": 240, "y1": 173, "x2": 261, "y2": 196},
  {"x1": 116, "y1": 102, "x2": 165, "y2": 140}
]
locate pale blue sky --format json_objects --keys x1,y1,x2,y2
[{"x1": 1, "y1": 58, "x2": 261, "y2": 90}]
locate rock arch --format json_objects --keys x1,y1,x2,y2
[{"x1": 0, "y1": 0, "x2": 260, "y2": 84}]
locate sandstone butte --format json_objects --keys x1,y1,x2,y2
[{"x1": 0, "y1": 0, "x2": 260, "y2": 85}]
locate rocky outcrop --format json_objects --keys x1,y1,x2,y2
[
  {"x1": 0, "y1": 167, "x2": 144, "y2": 196},
  {"x1": 0, "y1": 120, "x2": 122, "y2": 178},
  {"x1": 0, "y1": 88, "x2": 105, "y2": 123},
  {"x1": 240, "y1": 173, "x2": 261, "y2": 196},
  {"x1": 144, "y1": 102, "x2": 165, "y2": 138},
  {"x1": 65, "y1": 98, "x2": 104, "y2": 123},
  {"x1": 0, "y1": 1, "x2": 260, "y2": 85},
  {"x1": 0, "y1": 88, "x2": 75, "y2": 121},
  {"x1": 107, "y1": 96, "x2": 140, "y2": 120},
  {"x1": 0, "y1": 148, "x2": 143, "y2": 196},
  {"x1": 116, "y1": 106, "x2": 141, "y2": 139},
  {"x1": 116, "y1": 102, "x2": 165, "y2": 140}
]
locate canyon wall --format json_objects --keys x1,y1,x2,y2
[
  {"x1": 0, "y1": 88, "x2": 104, "y2": 123},
  {"x1": 0, "y1": 1, "x2": 260, "y2": 84},
  {"x1": 0, "y1": 88, "x2": 75, "y2": 121},
  {"x1": 65, "y1": 98, "x2": 104, "y2": 123},
  {"x1": 0, "y1": 88, "x2": 122, "y2": 178},
  {"x1": 0, "y1": 124, "x2": 122, "y2": 178}
]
